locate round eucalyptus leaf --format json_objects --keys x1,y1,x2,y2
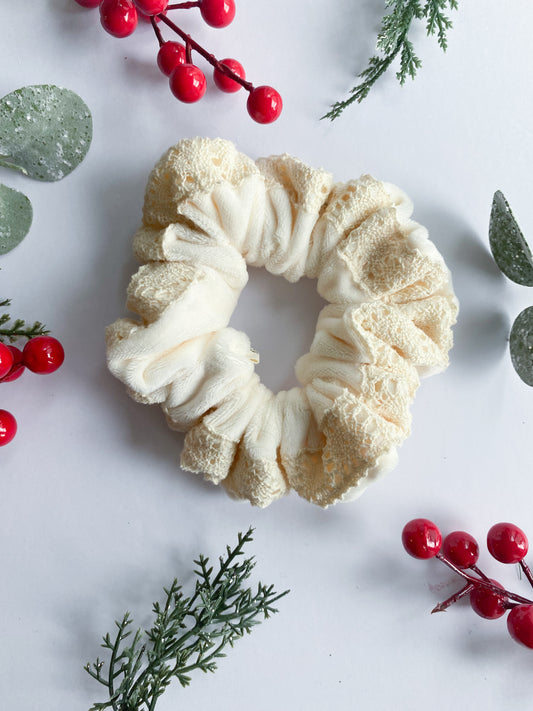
[
  {"x1": 510, "y1": 306, "x2": 533, "y2": 386},
  {"x1": 0, "y1": 85, "x2": 92, "y2": 182},
  {"x1": 489, "y1": 191, "x2": 533, "y2": 286},
  {"x1": 0, "y1": 183, "x2": 33, "y2": 254}
]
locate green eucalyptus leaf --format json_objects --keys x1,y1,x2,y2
[
  {"x1": 0, "y1": 85, "x2": 92, "y2": 182},
  {"x1": 510, "y1": 306, "x2": 533, "y2": 386},
  {"x1": 489, "y1": 190, "x2": 533, "y2": 286},
  {"x1": 0, "y1": 183, "x2": 33, "y2": 254}
]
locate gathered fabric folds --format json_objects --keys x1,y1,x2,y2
[{"x1": 106, "y1": 137, "x2": 458, "y2": 507}]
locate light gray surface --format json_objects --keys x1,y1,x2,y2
[{"x1": 1, "y1": 2, "x2": 533, "y2": 709}]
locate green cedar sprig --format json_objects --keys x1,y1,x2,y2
[
  {"x1": 323, "y1": 0, "x2": 458, "y2": 120},
  {"x1": 85, "y1": 528, "x2": 289, "y2": 711},
  {"x1": 0, "y1": 298, "x2": 49, "y2": 343}
]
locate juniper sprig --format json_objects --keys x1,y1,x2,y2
[
  {"x1": 0, "y1": 298, "x2": 49, "y2": 343},
  {"x1": 323, "y1": 0, "x2": 458, "y2": 120},
  {"x1": 85, "y1": 528, "x2": 289, "y2": 711}
]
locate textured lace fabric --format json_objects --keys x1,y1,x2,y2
[{"x1": 106, "y1": 137, "x2": 458, "y2": 508}]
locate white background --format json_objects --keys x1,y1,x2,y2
[{"x1": 1, "y1": 2, "x2": 533, "y2": 709}]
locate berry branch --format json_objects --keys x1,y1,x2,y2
[
  {"x1": 0, "y1": 299, "x2": 64, "y2": 447},
  {"x1": 434, "y1": 551, "x2": 533, "y2": 606},
  {"x1": 74, "y1": 0, "x2": 282, "y2": 124},
  {"x1": 157, "y1": 13, "x2": 253, "y2": 91},
  {"x1": 402, "y1": 519, "x2": 533, "y2": 649}
]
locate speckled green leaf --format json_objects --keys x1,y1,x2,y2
[
  {"x1": 0, "y1": 183, "x2": 33, "y2": 254},
  {"x1": 510, "y1": 306, "x2": 533, "y2": 386},
  {"x1": 0, "y1": 85, "x2": 92, "y2": 182},
  {"x1": 489, "y1": 191, "x2": 533, "y2": 286}
]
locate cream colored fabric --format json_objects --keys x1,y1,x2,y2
[{"x1": 107, "y1": 137, "x2": 458, "y2": 508}]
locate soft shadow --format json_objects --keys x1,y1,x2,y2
[
  {"x1": 123, "y1": 54, "x2": 164, "y2": 85},
  {"x1": 317, "y1": 0, "x2": 387, "y2": 113},
  {"x1": 50, "y1": 0, "x2": 85, "y2": 13},
  {"x1": 65, "y1": 542, "x2": 201, "y2": 702},
  {"x1": 58, "y1": 166, "x2": 216, "y2": 497}
]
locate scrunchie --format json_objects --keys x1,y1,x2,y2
[{"x1": 106, "y1": 137, "x2": 458, "y2": 508}]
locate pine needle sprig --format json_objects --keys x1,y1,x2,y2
[
  {"x1": 322, "y1": 0, "x2": 458, "y2": 120},
  {"x1": 0, "y1": 298, "x2": 49, "y2": 343},
  {"x1": 85, "y1": 528, "x2": 289, "y2": 711}
]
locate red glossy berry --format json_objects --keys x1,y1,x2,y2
[
  {"x1": 213, "y1": 58, "x2": 245, "y2": 93},
  {"x1": 100, "y1": 0, "x2": 138, "y2": 38},
  {"x1": 157, "y1": 41, "x2": 187, "y2": 76},
  {"x1": 0, "y1": 409, "x2": 17, "y2": 446},
  {"x1": 0, "y1": 346, "x2": 25, "y2": 383},
  {"x1": 442, "y1": 531, "x2": 480, "y2": 569},
  {"x1": 169, "y1": 64, "x2": 206, "y2": 103},
  {"x1": 487, "y1": 522, "x2": 529, "y2": 564},
  {"x1": 247, "y1": 85, "x2": 283, "y2": 124},
  {"x1": 199, "y1": 0, "x2": 235, "y2": 28},
  {"x1": 508, "y1": 604, "x2": 533, "y2": 648},
  {"x1": 0, "y1": 342, "x2": 14, "y2": 380},
  {"x1": 74, "y1": 0, "x2": 103, "y2": 7},
  {"x1": 133, "y1": 0, "x2": 167, "y2": 14},
  {"x1": 138, "y1": 8, "x2": 164, "y2": 21},
  {"x1": 402, "y1": 519, "x2": 442, "y2": 559},
  {"x1": 469, "y1": 579, "x2": 507, "y2": 619},
  {"x1": 22, "y1": 336, "x2": 65, "y2": 375}
]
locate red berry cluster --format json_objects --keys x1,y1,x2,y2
[
  {"x1": 402, "y1": 519, "x2": 533, "y2": 649},
  {"x1": 0, "y1": 336, "x2": 65, "y2": 447},
  {"x1": 74, "y1": 0, "x2": 283, "y2": 124}
]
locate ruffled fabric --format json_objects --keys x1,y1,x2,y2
[{"x1": 107, "y1": 137, "x2": 458, "y2": 508}]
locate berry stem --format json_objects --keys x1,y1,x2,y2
[
  {"x1": 520, "y1": 560, "x2": 533, "y2": 589},
  {"x1": 151, "y1": 15, "x2": 165, "y2": 45},
  {"x1": 166, "y1": 1, "x2": 200, "y2": 8},
  {"x1": 185, "y1": 39, "x2": 192, "y2": 64},
  {"x1": 157, "y1": 13, "x2": 253, "y2": 91},
  {"x1": 436, "y1": 553, "x2": 533, "y2": 606},
  {"x1": 432, "y1": 583, "x2": 474, "y2": 614},
  {"x1": 471, "y1": 564, "x2": 490, "y2": 582}
]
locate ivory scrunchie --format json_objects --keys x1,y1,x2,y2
[{"x1": 106, "y1": 137, "x2": 458, "y2": 508}]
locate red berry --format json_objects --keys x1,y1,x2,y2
[
  {"x1": 213, "y1": 58, "x2": 245, "y2": 93},
  {"x1": 442, "y1": 531, "x2": 479, "y2": 569},
  {"x1": 157, "y1": 41, "x2": 186, "y2": 76},
  {"x1": 138, "y1": 8, "x2": 164, "y2": 21},
  {"x1": 22, "y1": 336, "x2": 65, "y2": 375},
  {"x1": 133, "y1": 0, "x2": 167, "y2": 14},
  {"x1": 199, "y1": 0, "x2": 235, "y2": 28},
  {"x1": 247, "y1": 86, "x2": 283, "y2": 124},
  {"x1": 0, "y1": 409, "x2": 17, "y2": 446},
  {"x1": 402, "y1": 519, "x2": 442, "y2": 559},
  {"x1": 507, "y1": 604, "x2": 533, "y2": 648},
  {"x1": 469, "y1": 579, "x2": 508, "y2": 619},
  {"x1": 100, "y1": 0, "x2": 138, "y2": 38},
  {"x1": 169, "y1": 64, "x2": 206, "y2": 103},
  {"x1": 0, "y1": 342, "x2": 14, "y2": 380},
  {"x1": 0, "y1": 345, "x2": 25, "y2": 383},
  {"x1": 487, "y1": 522, "x2": 529, "y2": 564},
  {"x1": 74, "y1": 0, "x2": 103, "y2": 7}
]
